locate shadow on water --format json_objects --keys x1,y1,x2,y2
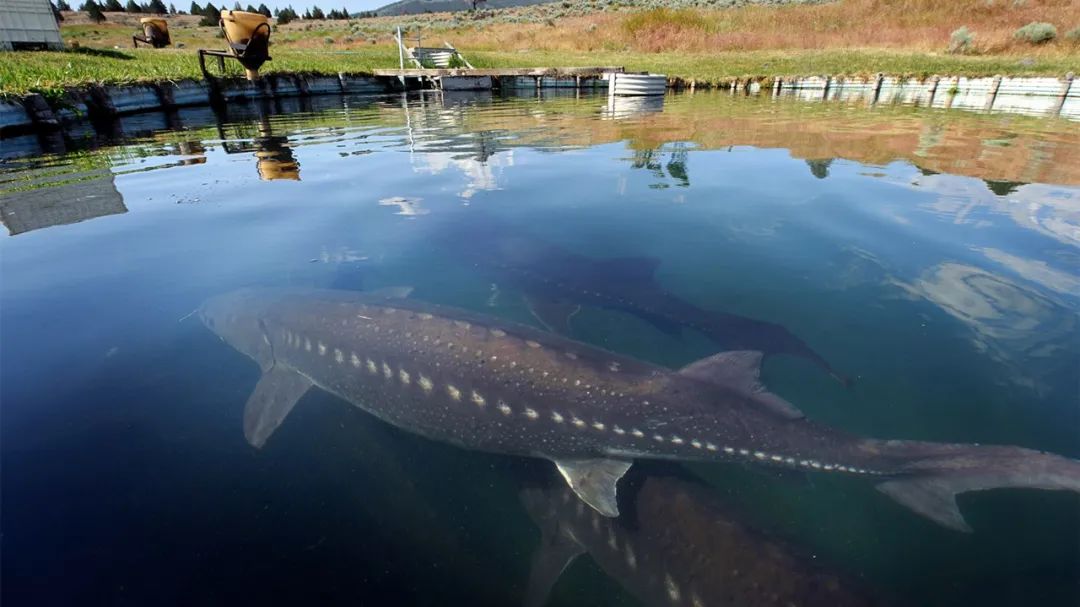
[{"x1": 1, "y1": 89, "x2": 1079, "y2": 606}]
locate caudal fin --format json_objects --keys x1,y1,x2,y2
[{"x1": 872, "y1": 440, "x2": 1080, "y2": 532}]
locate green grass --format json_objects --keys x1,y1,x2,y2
[
  {"x1": 0, "y1": 48, "x2": 399, "y2": 99},
  {"x1": 1, "y1": 46, "x2": 1074, "y2": 99}
]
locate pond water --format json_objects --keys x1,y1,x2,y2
[{"x1": 2, "y1": 91, "x2": 1078, "y2": 606}]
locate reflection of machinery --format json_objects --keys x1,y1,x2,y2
[
  {"x1": 218, "y1": 117, "x2": 300, "y2": 181},
  {"x1": 176, "y1": 141, "x2": 207, "y2": 166},
  {"x1": 198, "y1": 10, "x2": 271, "y2": 81},
  {"x1": 132, "y1": 17, "x2": 171, "y2": 49}
]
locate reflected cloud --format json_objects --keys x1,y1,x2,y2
[
  {"x1": 892, "y1": 262, "x2": 1076, "y2": 389},
  {"x1": 317, "y1": 246, "x2": 369, "y2": 264},
  {"x1": 378, "y1": 196, "x2": 429, "y2": 216},
  {"x1": 410, "y1": 150, "x2": 513, "y2": 199},
  {"x1": 978, "y1": 248, "x2": 1080, "y2": 298},
  {"x1": 902, "y1": 173, "x2": 1080, "y2": 247}
]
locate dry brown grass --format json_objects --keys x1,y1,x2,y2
[{"x1": 450, "y1": 0, "x2": 1080, "y2": 55}]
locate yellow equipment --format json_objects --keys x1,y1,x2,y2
[{"x1": 132, "y1": 17, "x2": 170, "y2": 49}]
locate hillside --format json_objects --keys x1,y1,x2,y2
[
  {"x1": 375, "y1": 0, "x2": 550, "y2": 18},
  {"x1": 372, "y1": 0, "x2": 830, "y2": 17}
]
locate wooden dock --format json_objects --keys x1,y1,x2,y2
[{"x1": 374, "y1": 66, "x2": 625, "y2": 92}]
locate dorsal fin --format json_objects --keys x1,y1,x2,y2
[{"x1": 678, "y1": 350, "x2": 804, "y2": 419}]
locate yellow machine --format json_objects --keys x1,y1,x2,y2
[
  {"x1": 198, "y1": 10, "x2": 272, "y2": 81},
  {"x1": 132, "y1": 17, "x2": 170, "y2": 49}
]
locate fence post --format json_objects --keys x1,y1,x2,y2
[
  {"x1": 984, "y1": 75, "x2": 1002, "y2": 112},
  {"x1": 1054, "y1": 72, "x2": 1074, "y2": 116}
]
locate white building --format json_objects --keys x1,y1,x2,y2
[{"x1": 0, "y1": 0, "x2": 64, "y2": 51}]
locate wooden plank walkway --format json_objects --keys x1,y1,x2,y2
[{"x1": 373, "y1": 67, "x2": 624, "y2": 78}]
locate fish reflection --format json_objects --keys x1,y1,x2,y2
[
  {"x1": 440, "y1": 220, "x2": 848, "y2": 384},
  {"x1": 521, "y1": 473, "x2": 882, "y2": 607}
]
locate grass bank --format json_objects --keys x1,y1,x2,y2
[
  {"x1": 2, "y1": 46, "x2": 1075, "y2": 99},
  {"x1": 3, "y1": 0, "x2": 1077, "y2": 98}
]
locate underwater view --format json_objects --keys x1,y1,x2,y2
[{"x1": 2, "y1": 90, "x2": 1078, "y2": 606}]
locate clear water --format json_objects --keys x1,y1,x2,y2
[{"x1": 2, "y1": 91, "x2": 1078, "y2": 606}]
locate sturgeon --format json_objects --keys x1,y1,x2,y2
[
  {"x1": 200, "y1": 287, "x2": 1080, "y2": 532},
  {"x1": 436, "y1": 219, "x2": 850, "y2": 385},
  {"x1": 521, "y1": 474, "x2": 884, "y2": 607}
]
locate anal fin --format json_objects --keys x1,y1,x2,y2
[
  {"x1": 523, "y1": 516, "x2": 585, "y2": 607},
  {"x1": 243, "y1": 366, "x2": 313, "y2": 448},
  {"x1": 554, "y1": 458, "x2": 632, "y2": 518},
  {"x1": 524, "y1": 295, "x2": 582, "y2": 335}
]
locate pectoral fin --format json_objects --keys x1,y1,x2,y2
[
  {"x1": 523, "y1": 516, "x2": 586, "y2": 607},
  {"x1": 876, "y1": 477, "x2": 972, "y2": 532},
  {"x1": 553, "y1": 458, "x2": 632, "y2": 518},
  {"x1": 243, "y1": 367, "x2": 313, "y2": 448}
]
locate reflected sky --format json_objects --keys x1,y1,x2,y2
[{"x1": 1, "y1": 90, "x2": 1078, "y2": 607}]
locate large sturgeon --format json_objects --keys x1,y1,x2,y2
[
  {"x1": 200, "y1": 287, "x2": 1080, "y2": 532},
  {"x1": 435, "y1": 219, "x2": 850, "y2": 385},
  {"x1": 521, "y1": 473, "x2": 884, "y2": 607}
]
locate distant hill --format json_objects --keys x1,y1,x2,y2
[{"x1": 374, "y1": 0, "x2": 556, "y2": 17}]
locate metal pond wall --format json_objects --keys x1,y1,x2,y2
[
  {"x1": 0, "y1": 73, "x2": 393, "y2": 135},
  {"x1": 774, "y1": 74, "x2": 1077, "y2": 119},
  {"x1": 3, "y1": 72, "x2": 1077, "y2": 138}
]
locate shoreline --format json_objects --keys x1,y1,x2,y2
[{"x1": 2, "y1": 68, "x2": 1077, "y2": 137}]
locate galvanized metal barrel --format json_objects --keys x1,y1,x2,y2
[{"x1": 609, "y1": 73, "x2": 667, "y2": 96}]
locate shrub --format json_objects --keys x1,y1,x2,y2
[
  {"x1": 623, "y1": 8, "x2": 711, "y2": 38},
  {"x1": 324, "y1": 36, "x2": 334, "y2": 44},
  {"x1": 1065, "y1": 26, "x2": 1080, "y2": 43},
  {"x1": 948, "y1": 26, "x2": 975, "y2": 54},
  {"x1": 1013, "y1": 22, "x2": 1056, "y2": 44}
]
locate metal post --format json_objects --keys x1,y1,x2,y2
[
  {"x1": 1054, "y1": 72, "x2": 1074, "y2": 116},
  {"x1": 397, "y1": 27, "x2": 405, "y2": 71},
  {"x1": 822, "y1": 76, "x2": 831, "y2": 100},
  {"x1": 396, "y1": 27, "x2": 406, "y2": 87},
  {"x1": 871, "y1": 73, "x2": 884, "y2": 104},
  {"x1": 984, "y1": 75, "x2": 1002, "y2": 112},
  {"x1": 927, "y1": 75, "x2": 940, "y2": 106}
]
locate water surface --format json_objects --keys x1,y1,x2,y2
[{"x1": 2, "y1": 91, "x2": 1078, "y2": 606}]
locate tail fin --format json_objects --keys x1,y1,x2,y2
[{"x1": 870, "y1": 440, "x2": 1080, "y2": 532}]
